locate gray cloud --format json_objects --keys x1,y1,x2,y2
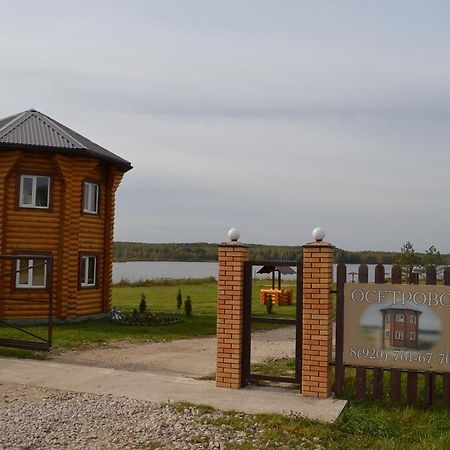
[{"x1": 1, "y1": 1, "x2": 450, "y2": 252}]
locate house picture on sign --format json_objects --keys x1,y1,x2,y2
[
  {"x1": 359, "y1": 302, "x2": 442, "y2": 351},
  {"x1": 380, "y1": 306, "x2": 421, "y2": 349}
]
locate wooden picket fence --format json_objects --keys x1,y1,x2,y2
[{"x1": 334, "y1": 263, "x2": 450, "y2": 406}]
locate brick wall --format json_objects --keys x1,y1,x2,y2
[
  {"x1": 216, "y1": 243, "x2": 250, "y2": 388},
  {"x1": 301, "y1": 241, "x2": 334, "y2": 398}
]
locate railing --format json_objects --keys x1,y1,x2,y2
[{"x1": 0, "y1": 255, "x2": 53, "y2": 351}]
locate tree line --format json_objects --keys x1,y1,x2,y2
[{"x1": 113, "y1": 241, "x2": 450, "y2": 264}]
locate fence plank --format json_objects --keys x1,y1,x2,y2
[
  {"x1": 407, "y1": 372, "x2": 418, "y2": 404},
  {"x1": 356, "y1": 264, "x2": 368, "y2": 399},
  {"x1": 374, "y1": 264, "x2": 385, "y2": 284},
  {"x1": 424, "y1": 266, "x2": 437, "y2": 405},
  {"x1": 390, "y1": 370, "x2": 401, "y2": 401},
  {"x1": 426, "y1": 265, "x2": 437, "y2": 285},
  {"x1": 335, "y1": 263, "x2": 346, "y2": 397},
  {"x1": 424, "y1": 373, "x2": 435, "y2": 406},
  {"x1": 356, "y1": 367, "x2": 366, "y2": 400},
  {"x1": 389, "y1": 264, "x2": 402, "y2": 401},
  {"x1": 444, "y1": 373, "x2": 450, "y2": 408},
  {"x1": 391, "y1": 264, "x2": 402, "y2": 284},
  {"x1": 358, "y1": 264, "x2": 368, "y2": 283},
  {"x1": 444, "y1": 267, "x2": 450, "y2": 286},
  {"x1": 372, "y1": 264, "x2": 385, "y2": 399}
]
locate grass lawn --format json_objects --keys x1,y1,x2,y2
[{"x1": 0, "y1": 278, "x2": 290, "y2": 357}]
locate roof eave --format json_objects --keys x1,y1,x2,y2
[{"x1": 0, "y1": 143, "x2": 133, "y2": 173}]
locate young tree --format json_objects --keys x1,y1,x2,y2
[
  {"x1": 139, "y1": 293, "x2": 147, "y2": 314},
  {"x1": 184, "y1": 296, "x2": 192, "y2": 317},
  {"x1": 395, "y1": 241, "x2": 420, "y2": 278},
  {"x1": 176, "y1": 289, "x2": 182, "y2": 310},
  {"x1": 422, "y1": 245, "x2": 445, "y2": 267}
]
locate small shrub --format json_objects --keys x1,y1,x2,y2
[
  {"x1": 139, "y1": 293, "x2": 147, "y2": 314},
  {"x1": 176, "y1": 289, "x2": 183, "y2": 310},
  {"x1": 184, "y1": 296, "x2": 192, "y2": 317}
]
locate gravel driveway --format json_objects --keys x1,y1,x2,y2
[
  {"x1": 48, "y1": 326, "x2": 297, "y2": 378},
  {"x1": 1, "y1": 327, "x2": 305, "y2": 449}
]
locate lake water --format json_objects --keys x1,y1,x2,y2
[{"x1": 113, "y1": 261, "x2": 393, "y2": 283}]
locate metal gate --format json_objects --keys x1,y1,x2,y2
[
  {"x1": 242, "y1": 260, "x2": 303, "y2": 387},
  {"x1": 0, "y1": 255, "x2": 53, "y2": 351}
]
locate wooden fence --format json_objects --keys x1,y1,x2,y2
[{"x1": 335, "y1": 263, "x2": 450, "y2": 406}]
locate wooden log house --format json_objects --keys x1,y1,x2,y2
[{"x1": 0, "y1": 109, "x2": 132, "y2": 319}]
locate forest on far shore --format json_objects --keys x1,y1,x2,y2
[{"x1": 113, "y1": 241, "x2": 450, "y2": 265}]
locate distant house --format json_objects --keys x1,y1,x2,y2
[
  {"x1": 380, "y1": 305, "x2": 421, "y2": 349},
  {"x1": 0, "y1": 109, "x2": 132, "y2": 319}
]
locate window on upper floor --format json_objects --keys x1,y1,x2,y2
[
  {"x1": 15, "y1": 257, "x2": 47, "y2": 288},
  {"x1": 396, "y1": 313, "x2": 404, "y2": 323},
  {"x1": 83, "y1": 181, "x2": 99, "y2": 214},
  {"x1": 80, "y1": 254, "x2": 97, "y2": 288},
  {"x1": 19, "y1": 175, "x2": 50, "y2": 209}
]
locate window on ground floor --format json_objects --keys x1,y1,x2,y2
[
  {"x1": 80, "y1": 254, "x2": 98, "y2": 287},
  {"x1": 15, "y1": 257, "x2": 47, "y2": 288}
]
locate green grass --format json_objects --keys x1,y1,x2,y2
[
  {"x1": 200, "y1": 402, "x2": 450, "y2": 449},
  {"x1": 0, "y1": 278, "x2": 290, "y2": 356}
]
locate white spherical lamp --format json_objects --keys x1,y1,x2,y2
[
  {"x1": 227, "y1": 228, "x2": 240, "y2": 242},
  {"x1": 312, "y1": 227, "x2": 325, "y2": 242}
]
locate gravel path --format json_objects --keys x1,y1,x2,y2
[
  {"x1": 48, "y1": 327, "x2": 297, "y2": 378},
  {"x1": 1, "y1": 327, "x2": 319, "y2": 449},
  {"x1": 0, "y1": 384, "x2": 253, "y2": 449}
]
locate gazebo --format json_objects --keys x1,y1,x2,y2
[{"x1": 257, "y1": 264, "x2": 296, "y2": 306}]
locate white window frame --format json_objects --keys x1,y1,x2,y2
[
  {"x1": 396, "y1": 313, "x2": 404, "y2": 323},
  {"x1": 395, "y1": 331, "x2": 404, "y2": 340},
  {"x1": 384, "y1": 330, "x2": 390, "y2": 338},
  {"x1": 410, "y1": 315, "x2": 416, "y2": 324},
  {"x1": 19, "y1": 175, "x2": 50, "y2": 209},
  {"x1": 83, "y1": 181, "x2": 99, "y2": 214},
  {"x1": 15, "y1": 258, "x2": 47, "y2": 288},
  {"x1": 80, "y1": 255, "x2": 97, "y2": 287},
  {"x1": 410, "y1": 332, "x2": 416, "y2": 340}
]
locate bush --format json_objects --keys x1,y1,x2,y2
[
  {"x1": 184, "y1": 296, "x2": 192, "y2": 317},
  {"x1": 176, "y1": 289, "x2": 182, "y2": 310},
  {"x1": 139, "y1": 293, "x2": 147, "y2": 314}
]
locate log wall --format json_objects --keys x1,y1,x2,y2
[{"x1": 0, "y1": 149, "x2": 126, "y2": 319}]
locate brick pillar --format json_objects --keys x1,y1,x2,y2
[
  {"x1": 301, "y1": 239, "x2": 334, "y2": 398},
  {"x1": 216, "y1": 242, "x2": 250, "y2": 388}
]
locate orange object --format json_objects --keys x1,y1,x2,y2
[{"x1": 259, "y1": 289, "x2": 292, "y2": 306}]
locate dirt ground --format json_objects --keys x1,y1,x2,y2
[{"x1": 49, "y1": 327, "x2": 297, "y2": 378}]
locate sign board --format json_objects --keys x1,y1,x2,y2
[{"x1": 343, "y1": 283, "x2": 450, "y2": 372}]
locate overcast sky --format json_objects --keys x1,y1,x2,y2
[{"x1": 1, "y1": 1, "x2": 450, "y2": 252}]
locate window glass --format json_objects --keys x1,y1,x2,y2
[
  {"x1": 81, "y1": 255, "x2": 97, "y2": 287},
  {"x1": 21, "y1": 177, "x2": 33, "y2": 205},
  {"x1": 20, "y1": 175, "x2": 50, "y2": 208},
  {"x1": 17, "y1": 259, "x2": 29, "y2": 285},
  {"x1": 83, "y1": 182, "x2": 99, "y2": 214},
  {"x1": 16, "y1": 258, "x2": 46, "y2": 288},
  {"x1": 32, "y1": 259, "x2": 46, "y2": 286},
  {"x1": 35, "y1": 177, "x2": 49, "y2": 207},
  {"x1": 87, "y1": 256, "x2": 96, "y2": 285}
]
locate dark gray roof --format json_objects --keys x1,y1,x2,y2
[
  {"x1": 0, "y1": 109, "x2": 132, "y2": 171},
  {"x1": 257, "y1": 265, "x2": 296, "y2": 275},
  {"x1": 380, "y1": 304, "x2": 422, "y2": 313}
]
